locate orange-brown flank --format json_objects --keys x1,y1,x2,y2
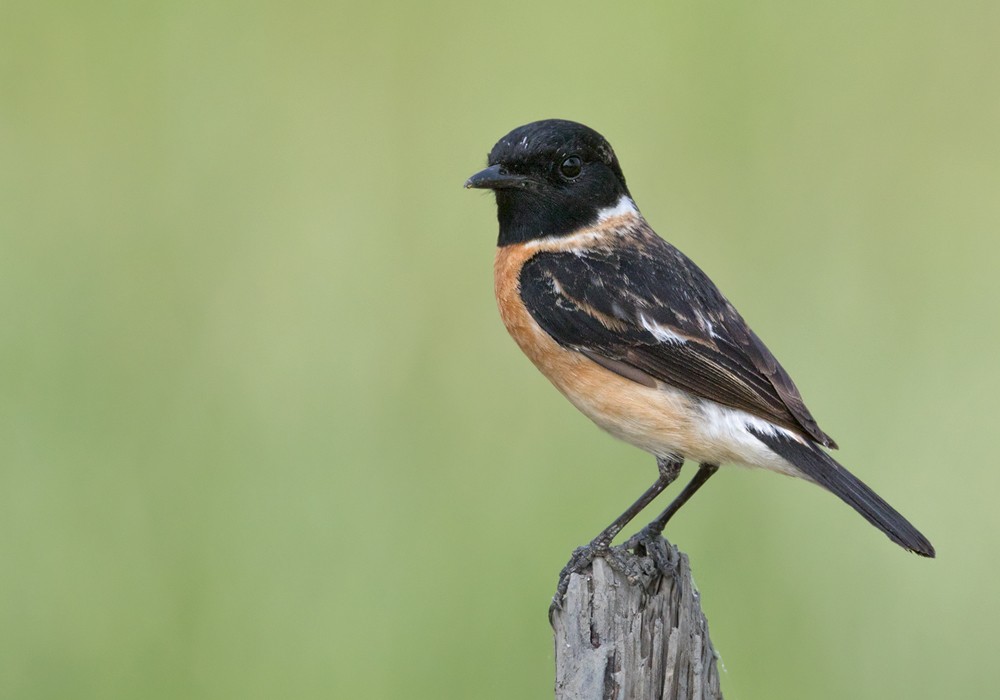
[{"x1": 494, "y1": 229, "x2": 703, "y2": 461}]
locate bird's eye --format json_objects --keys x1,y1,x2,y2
[{"x1": 559, "y1": 155, "x2": 583, "y2": 180}]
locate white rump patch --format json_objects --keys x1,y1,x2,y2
[{"x1": 694, "y1": 402, "x2": 804, "y2": 475}]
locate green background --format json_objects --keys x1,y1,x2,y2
[{"x1": 3, "y1": 2, "x2": 997, "y2": 698}]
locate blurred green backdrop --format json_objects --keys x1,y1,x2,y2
[{"x1": 2, "y1": 1, "x2": 998, "y2": 698}]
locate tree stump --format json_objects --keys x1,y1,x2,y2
[{"x1": 551, "y1": 542, "x2": 722, "y2": 699}]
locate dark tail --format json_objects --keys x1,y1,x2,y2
[{"x1": 750, "y1": 428, "x2": 935, "y2": 557}]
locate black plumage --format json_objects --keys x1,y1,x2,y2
[
  {"x1": 467, "y1": 118, "x2": 933, "y2": 563},
  {"x1": 750, "y1": 427, "x2": 934, "y2": 556},
  {"x1": 518, "y1": 223, "x2": 837, "y2": 448}
]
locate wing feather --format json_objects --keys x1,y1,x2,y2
[{"x1": 518, "y1": 229, "x2": 837, "y2": 448}]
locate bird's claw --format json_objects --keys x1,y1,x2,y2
[
  {"x1": 549, "y1": 531, "x2": 681, "y2": 621},
  {"x1": 624, "y1": 525, "x2": 679, "y2": 578},
  {"x1": 549, "y1": 542, "x2": 606, "y2": 618}
]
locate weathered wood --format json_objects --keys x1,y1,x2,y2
[{"x1": 551, "y1": 543, "x2": 722, "y2": 700}]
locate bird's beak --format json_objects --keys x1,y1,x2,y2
[{"x1": 464, "y1": 164, "x2": 530, "y2": 190}]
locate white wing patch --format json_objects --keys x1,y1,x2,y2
[
  {"x1": 694, "y1": 309, "x2": 718, "y2": 338},
  {"x1": 639, "y1": 313, "x2": 688, "y2": 345}
]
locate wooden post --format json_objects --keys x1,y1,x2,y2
[{"x1": 551, "y1": 541, "x2": 723, "y2": 699}]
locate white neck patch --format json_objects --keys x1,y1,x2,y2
[
  {"x1": 522, "y1": 195, "x2": 640, "y2": 250},
  {"x1": 595, "y1": 195, "x2": 639, "y2": 222}
]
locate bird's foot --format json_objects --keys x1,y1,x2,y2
[
  {"x1": 549, "y1": 541, "x2": 609, "y2": 619},
  {"x1": 622, "y1": 524, "x2": 679, "y2": 578},
  {"x1": 549, "y1": 531, "x2": 681, "y2": 620}
]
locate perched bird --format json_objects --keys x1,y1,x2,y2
[{"x1": 465, "y1": 119, "x2": 934, "y2": 597}]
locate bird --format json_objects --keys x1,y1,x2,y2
[{"x1": 465, "y1": 119, "x2": 934, "y2": 602}]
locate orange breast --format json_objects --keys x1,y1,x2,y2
[{"x1": 493, "y1": 242, "x2": 699, "y2": 460}]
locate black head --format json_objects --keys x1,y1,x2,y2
[{"x1": 465, "y1": 120, "x2": 633, "y2": 246}]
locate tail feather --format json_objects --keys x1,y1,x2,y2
[{"x1": 750, "y1": 428, "x2": 935, "y2": 558}]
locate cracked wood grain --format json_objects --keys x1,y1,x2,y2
[{"x1": 551, "y1": 544, "x2": 722, "y2": 700}]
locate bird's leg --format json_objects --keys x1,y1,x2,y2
[
  {"x1": 625, "y1": 462, "x2": 719, "y2": 574},
  {"x1": 550, "y1": 456, "x2": 682, "y2": 614}
]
